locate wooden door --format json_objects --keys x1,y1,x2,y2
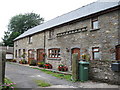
[
  {"x1": 116, "y1": 45, "x2": 120, "y2": 60},
  {"x1": 37, "y1": 49, "x2": 44, "y2": 62},
  {"x1": 72, "y1": 48, "x2": 80, "y2": 60},
  {"x1": 28, "y1": 49, "x2": 35, "y2": 64}
]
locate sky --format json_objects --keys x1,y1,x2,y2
[{"x1": 0, "y1": 0, "x2": 97, "y2": 42}]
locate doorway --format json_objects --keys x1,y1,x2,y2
[
  {"x1": 28, "y1": 49, "x2": 35, "y2": 64},
  {"x1": 71, "y1": 48, "x2": 80, "y2": 60},
  {"x1": 37, "y1": 49, "x2": 45, "y2": 62},
  {"x1": 116, "y1": 45, "x2": 120, "y2": 60}
]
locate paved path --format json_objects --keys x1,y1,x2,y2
[
  {"x1": 5, "y1": 62, "x2": 119, "y2": 88},
  {"x1": 5, "y1": 62, "x2": 79, "y2": 88}
]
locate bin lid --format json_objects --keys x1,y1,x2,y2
[{"x1": 79, "y1": 61, "x2": 89, "y2": 64}]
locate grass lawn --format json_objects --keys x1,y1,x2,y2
[
  {"x1": 34, "y1": 79, "x2": 51, "y2": 87},
  {"x1": 32, "y1": 68, "x2": 72, "y2": 81}
]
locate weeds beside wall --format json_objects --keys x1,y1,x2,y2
[{"x1": 89, "y1": 60, "x2": 120, "y2": 85}]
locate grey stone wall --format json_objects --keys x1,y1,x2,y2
[
  {"x1": 14, "y1": 10, "x2": 119, "y2": 72},
  {"x1": 45, "y1": 10, "x2": 119, "y2": 71},
  {"x1": 89, "y1": 60, "x2": 120, "y2": 85},
  {"x1": 14, "y1": 32, "x2": 45, "y2": 61}
]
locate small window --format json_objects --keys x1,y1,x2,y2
[
  {"x1": 92, "y1": 17, "x2": 98, "y2": 29},
  {"x1": 23, "y1": 49, "x2": 26, "y2": 58},
  {"x1": 28, "y1": 49, "x2": 34, "y2": 58},
  {"x1": 28, "y1": 36, "x2": 32, "y2": 44},
  {"x1": 15, "y1": 50, "x2": 17, "y2": 58},
  {"x1": 18, "y1": 49, "x2": 21, "y2": 58},
  {"x1": 16, "y1": 41, "x2": 18, "y2": 47},
  {"x1": 49, "y1": 30, "x2": 54, "y2": 39},
  {"x1": 48, "y1": 48, "x2": 60, "y2": 58},
  {"x1": 92, "y1": 47, "x2": 100, "y2": 60}
]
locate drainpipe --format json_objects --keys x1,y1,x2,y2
[{"x1": 44, "y1": 31, "x2": 46, "y2": 63}]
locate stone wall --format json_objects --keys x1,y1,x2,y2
[
  {"x1": 14, "y1": 9, "x2": 119, "y2": 72},
  {"x1": 14, "y1": 32, "x2": 45, "y2": 61},
  {"x1": 89, "y1": 60, "x2": 120, "y2": 85},
  {"x1": 45, "y1": 10, "x2": 119, "y2": 71}
]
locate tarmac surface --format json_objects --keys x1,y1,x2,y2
[{"x1": 5, "y1": 62, "x2": 120, "y2": 89}]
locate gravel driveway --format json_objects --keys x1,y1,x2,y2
[{"x1": 5, "y1": 62, "x2": 119, "y2": 89}]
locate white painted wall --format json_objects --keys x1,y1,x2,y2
[{"x1": 6, "y1": 54, "x2": 13, "y2": 59}]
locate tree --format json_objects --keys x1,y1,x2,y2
[{"x1": 2, "y1": 13, "x2": 44, "y2": 47}]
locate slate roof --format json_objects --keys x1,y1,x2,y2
[{"x1": 14, "y1": 1, "x2": 120, "y2": 41}]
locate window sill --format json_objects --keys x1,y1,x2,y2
[
  {"x1": 90, "y1": 28, "x2": 100, "y2": 32},
  {"x1": 47, "y1": 58, "x2": 61, "y2": 61},
  {"x1": 48, "y1": 38, "x2": 53, "y2": 40},
  {"x1": 28, "y1": 42, "x2": 32, "y2": 44}
]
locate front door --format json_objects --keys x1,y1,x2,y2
[
  {"x1": 37, "y1": 49, "x2": 44, "y2": 62},
  {"x1": 72, "y1": 48, "x2": 80, "y2": 60},
  {"x1": 116, "y1": 45, "x2": 120, "y2": 60},
  {"x1": 28, "y1": 49, "x2": 35, "y2": 64}
]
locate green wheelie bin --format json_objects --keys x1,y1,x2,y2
[{"x1": 79, "y1": 61, "x2": 89, "y2": 81}]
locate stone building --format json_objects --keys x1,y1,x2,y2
[{"x1": 14, "y1": 1, "x2": 120, "y2": 71}]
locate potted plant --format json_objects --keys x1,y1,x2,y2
[
  {"x1": 44, "y1": 63, "x2": 52, "y2": 69},
  {"x1": 29, "y1": 60, "x2": 37, "y2": 66},
  {"x1": 58, "y1": 64, "x2": 68, "y2": 72},
  {"x1": 21, "y1": 59, "x2": 27, "y2": 64},
  {"x1": 12, "y1": 59, "x2": 17, "y2": 63},
  {"x1": 19, "y1": 60, "x2": 22, "y2": 64},
  {"x1": 58, "y1": 64, "x2": 64, "y2": 71},
  {"x1": 81, "y1": 54, "x2": 90, "y2": 62},
  {"x1": 63, "y1": 66, "x2": 68, "y2": 71},
  {"x1": 37, "y1": 61, "x2": 45, "y2": 67}
]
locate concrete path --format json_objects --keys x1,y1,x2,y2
[{"x1": 5, "y1": 62, "x2": 119, "y2": 88}]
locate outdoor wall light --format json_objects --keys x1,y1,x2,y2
[{"x1": 66, "y1": 48, "x2": 69, "y2": 52}]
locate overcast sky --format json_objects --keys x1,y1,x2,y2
[{"x1": 0, "y1": 0, "x2": 97, "y2": 42}]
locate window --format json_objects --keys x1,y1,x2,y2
[
  {"x1": 23, "y1": 49, "x2": 26, "y2": 58},
  {"x1": 48, "y1": 48, "x2": 60, "y2": 58},
  {"x1": 28, "y1": 49, "x2": 34, "y2": 58},
  {"x1": 92, "y1": 47, "x2": 100, "y2": 60},
  {"x1": 16, "y1": 41, "x2": 18, "y2": 47},
  {"x1": 18, "y1": 49, "x2": 21, "y2": 58},
  {"x1": 28, "y1": 36, "x2": 32, "y2": 44},
  {"x1": 91, "y1": 17, "x2": 98, "y2": 29},
  {"x1": 15, "y1": 50, "x2": 17, "y2": 58},
  {"x1": 49, "y1": 30, "x2": 54, "y2": 39}
]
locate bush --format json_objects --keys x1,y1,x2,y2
[
  {"x1": 19, "y1": 59, "x2": 27, "y2": 64},
  {"x1": 37, "y1": 61, "x2": 45, "y2": 67},
  {"x1": 22, "y1": 59, "x2": 27, "y2": 64},
  {"x1": 7, "y1": 59, "x2": 16, "y2": 62},
  {"x1": 12, "y1": 59, "x2": 17, "y2": 62},
  {"x1": 29, "y1": 60, "x2": 37, "y2": 66},
  {"x1": 58, "y1": 64, "x2": 68, "y2": 72},
  {"x1": 44, "y1": 63, "x2": 52, "y2": 69}
]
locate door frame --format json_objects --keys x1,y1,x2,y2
[
  {"x1": 71, "y1": 48, "x2": 80, "y2": 70},
  {"x1": 37, "y1": 49, "x2": 45, "y2": 62},
  {"x1": 71, "y1": 48, "x2": 80, "y2": 60},
  {"x1": 28, "y1": 49, "x2": 35, "y2": 64},
  {"x1": 116, "y1": 45, "x2": 120, "y2": 60}
]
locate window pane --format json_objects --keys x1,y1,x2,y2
[
  {"x1": 93, "y1": 21, "x2": 98, "y2": 29},
  {"x1": 58, "y1": 54, "x2": 60, "y2": 57},
  {"x1": 50, "y1": 50, "x2": 52, "y2": 53},
  {"x1": 94, "y1": 52, "x2": 100, "y2": 59},
  {"x1": 93, "y1": 48, "x2": 99, "y2": 51}
]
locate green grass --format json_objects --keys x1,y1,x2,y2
[
  {"x1": 32, "y1": 68, "x2": 72, "y2": 81},
  {"x1": 34, "y1": 80, "x2": 51, "y2": 87}
]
